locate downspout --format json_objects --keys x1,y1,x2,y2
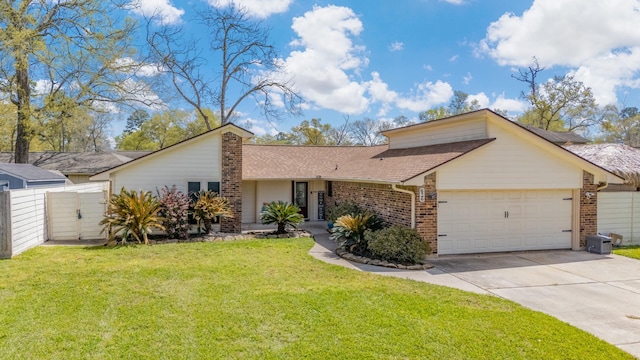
[
  {"x1": 597, "y1": 182, "x2": 608, "y2": 191},
  {"x1": 392, "y1": 184, "x2": 415, "y2": 229}
]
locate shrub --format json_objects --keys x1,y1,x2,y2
[
  {"x1": 330, "y1": 212, "x2": 385, "y2": 253},
  {"x1": 157, "y1": 185, "x2": 190, "y2": 239},
  {"x1": 326, "y1": 201, "x2": 365, "y2": 223},
  {"x1": 192, "y1": 190, "x2": 233, "y2": 233},
  {"x1": 365, "y1": 225, "x2": 429, "y2": 264},
  {"x1": 260, "y1": 201, "x2": 304, "y2": 234},
  {"x1": 100, "y1": 187, "x2": 165, "y2": 245}
]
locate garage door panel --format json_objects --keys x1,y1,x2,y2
[{"x1": 438, "y1": 190, "x2": 572, "y2": 255}]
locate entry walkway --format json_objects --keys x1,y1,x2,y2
[{"x1": 301, "y1": 222, "x2": 640, "y2": 358}]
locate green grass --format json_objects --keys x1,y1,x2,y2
[
  {"x1": 613, "y1": 245, "x2": 640, "y2": 260},
  {"x1": 0, "y1": 239, "x2": 632, "y2": 359}
]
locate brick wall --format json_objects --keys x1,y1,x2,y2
[
  {"x1": 580, "y1": 171, "x2": 597, "y2": 247},
  {"x1": 327, "y1": 176, "x2": 437, "y2": 254},
  {"x1": 410, "y1": 173, "x2": 437, "y2": 253},
  {"x1": 221, "y1": 131, "x2": 242, "y2": 233}
]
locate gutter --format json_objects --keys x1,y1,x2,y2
[
  {"x1": 391, "y1": 184, "x2": 415, "y2": 229},
  {"x1": 597, "y1": 181, "x2": 609, "y2": 191}
]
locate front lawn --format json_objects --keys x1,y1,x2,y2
[
  {"x1": 613, "y1": 245, "x2": 640, "y2": 260},
  {"x1": 0, "y1": 239, "x2": 632, "y2": 359}
]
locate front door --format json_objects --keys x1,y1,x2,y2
[{"x1": 295, "y1": 182, "x2": 308, "y2": 219}]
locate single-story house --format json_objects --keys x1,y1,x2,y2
[
  {"x1": 0, "y1": 151, "x2": 151, "y2": 184},
  {"x1": 0, "y1": 164, "x2": 69, "y2": 191},
  {"x1": 91, "y1": 110, "x2": 624, "y2": 255}
]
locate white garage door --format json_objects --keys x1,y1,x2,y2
[{"x1": 437, "y1": 190, "x2": 573, "y2": 255}]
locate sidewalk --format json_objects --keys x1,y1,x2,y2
[{"x1": 301, "y1": 222, "x2": 488, "y2": 294}]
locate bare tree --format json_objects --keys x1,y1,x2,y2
[
  {"x1": 349, "y1": 118, "x2": 387, "y2": 146},
  {"x1": 326, "y1": 115, "x2": 352, "y2": 145},
  {"x1": 147, "y1": 5, "x2": 303, "y2": 129}
]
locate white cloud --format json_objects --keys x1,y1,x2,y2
[
  {"x1": 468, "y1": 92, "x2": 489, "y2": 108},
  {"x1": 388, "y1": 41, "x2": 404, "y2": 52},
  {"x1": 480, "y1": 0, "x2": 640, "y2": 105},
  {"x1": 396, "y1": 80, "x2": 454, "y2": 112},
  {"x1": 449, "y1": 55, "x2": 459, "y2": 62},
  {"x1": 237, "y1": 117, "x2": 277, "y2": 136},
  {"x1": 490, "y1": 94, "x2": 527, "y2": 113},
  {"x1": 34, "y1": 79, "x2": 53, "y2": 96},
  {"x1": 209, "y1": 0, "x2": 293, "y2": 18},
  {"x1": 442, "y1": 0, "x2": 465, "y2": 4},
  {"x1": 115, "y1": 57, "x2": 163, "y2": 77},
  {"x1": 463, "y1": 72, "x2": 472, "y2": 85},
  {"x1": 130, "y1": 0, "x2": 184, "y2": 25},
  {"x1": 282, "y1": 5, "x2": 370, "y2": 114}
]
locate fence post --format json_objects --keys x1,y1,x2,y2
[{"x1": 0, "y1": 192, "x2": 12, "y2": 259}]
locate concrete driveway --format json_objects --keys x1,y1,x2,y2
[
  {"x1": 305, "y1": 224, "x2": 640, "y2": 357},
  {"x1": 427, "y1": 251, "x2": 640, "y2": 358}
]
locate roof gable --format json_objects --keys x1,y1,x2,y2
[{"x1": 91, "y1": 123, "x2": 253, "y2": 180}]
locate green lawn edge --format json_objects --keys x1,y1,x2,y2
[{"x1": 0, "y1": 238, "x2": 633, "y2": 360}]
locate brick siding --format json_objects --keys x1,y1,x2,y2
[
  {"x1": 327, "y1": 175, "x2": 437, "y2": 254},
  {"x1": 579, "y1": 171, "x2": 597, "y2": 247},
  {"x1": 221, "y1": 131, "x2": 242, "y2": 233}
]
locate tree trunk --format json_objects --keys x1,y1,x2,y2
[{"x1": 14, "y1": 65, "x2": 31, "y2": 164}]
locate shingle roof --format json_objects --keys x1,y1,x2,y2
[
  {"x1": 243, "y1": 138, "x2": 495, "y2": 183},
  {"x1": 523, "y1": 126, "x2": 589, "y2": 144},
  {"x1": 0, "y1": 163, "x2": 67, "y2": 182},
  {"x1": 0, "y1": 151, "x2": 151, "y2": 175}
]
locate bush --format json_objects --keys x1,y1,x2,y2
[
  {"x1": 157, "y1": 185, "x2": 190, "y2": 239},
  {"x1": 330, "y1": 212, "x2": 385, "y2": 253},
  {"x1": 326, "y1": 201, "x2": 365, "y2": 223},
  {"x1": 260, "y1": 201, "x2": 304, "y2": 234},
  {"x1": 100, "y1": 187, "x2": 165, "y2": 245},
  {"x1": 365, "y1": 225, "x2": 429, "y2": 264},
  {"x1": 192, "y1": 190, "x2": 233, "y2": 233}
]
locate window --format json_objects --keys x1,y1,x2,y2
[
  {"x1": 327, "y1": 181, "x2": 333, "y2": 197},
  {"x1": 207, "y1": 182, "x2": 220, "y2": 194}
]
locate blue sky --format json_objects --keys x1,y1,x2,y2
[{"x1": 126, "y1": 0, "x2": 640, "y2": 137}]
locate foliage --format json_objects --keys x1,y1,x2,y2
[
  {"x1": 260, "y1": 201, "x2": 304, "y2": 234},
  {"x1": 192, "y1": 190, "x2": 233, "y2": 233},
  {"x1": 116, "y1": 109, "x2": 212, "y2": 150},
  {"x1": 598, "y1": 105, "x2": 640, "y2": 147},
  {"x1": 157, "y1": 185, "x2": 190, "y2": 240},
  {"x1": 100, "y1": 188, "x2": 165, "y2": 245},
  {"x1": 348, "y1": 117, "x2": 388, "y2": 146},
  {"x1": 0, "y1": 240, "x2": 629, "y2": 359},
  {"x1": 365, "y1": 225, "x2": 429, "y2": 264},
  {"x1": 125, "y1": 109, "x2": 151, "y2": 134},
  {"x1": 330, "y1": 212, "x2": 385, "y2": 253},
  {"x1": 514, "y1": 59, "x2": 598, "y2": 132},
  {"x1": 419, "y1": 90, "x2": 481, "y2": 121},
  {"x1": 0, "y1": 0, "x2": 152, "y2": 163},
  {"x1": 290, "y1": 118, "x2": 332, "y2": 145},
  {"x1": 326, "y1": 201, "x2": 365, "y2": 223}
]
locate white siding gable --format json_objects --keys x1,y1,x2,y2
[
  {"x1": 388, "y1": 117, "x2": 487, "y2": 149},
  {"x1": 112, "y1": 133, "x2": 222, "y2": 194},
  {"x1": 436, "y1": 120, "x2": 583, "y2": 190}
]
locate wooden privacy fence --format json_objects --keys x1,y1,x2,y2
[
  {"x1": 0, "y1": 182, "x2": 109, "y2": 259},
  {"x1": 598, "y1": 192, "x2": 640, "y2": 245}
]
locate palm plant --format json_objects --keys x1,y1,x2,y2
[
  {"x1": 100, "y1": 187, "x2": 165, "y2": 245},
  {"x1": 192, "y1": 190, "x2": 233, "y2": 233},
  {"x1": 260, "y1": 201, "x2": 304, "y2": 234},
  {"x1": 330, "y1": 212, "x2": 385, "y2": 253}
]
